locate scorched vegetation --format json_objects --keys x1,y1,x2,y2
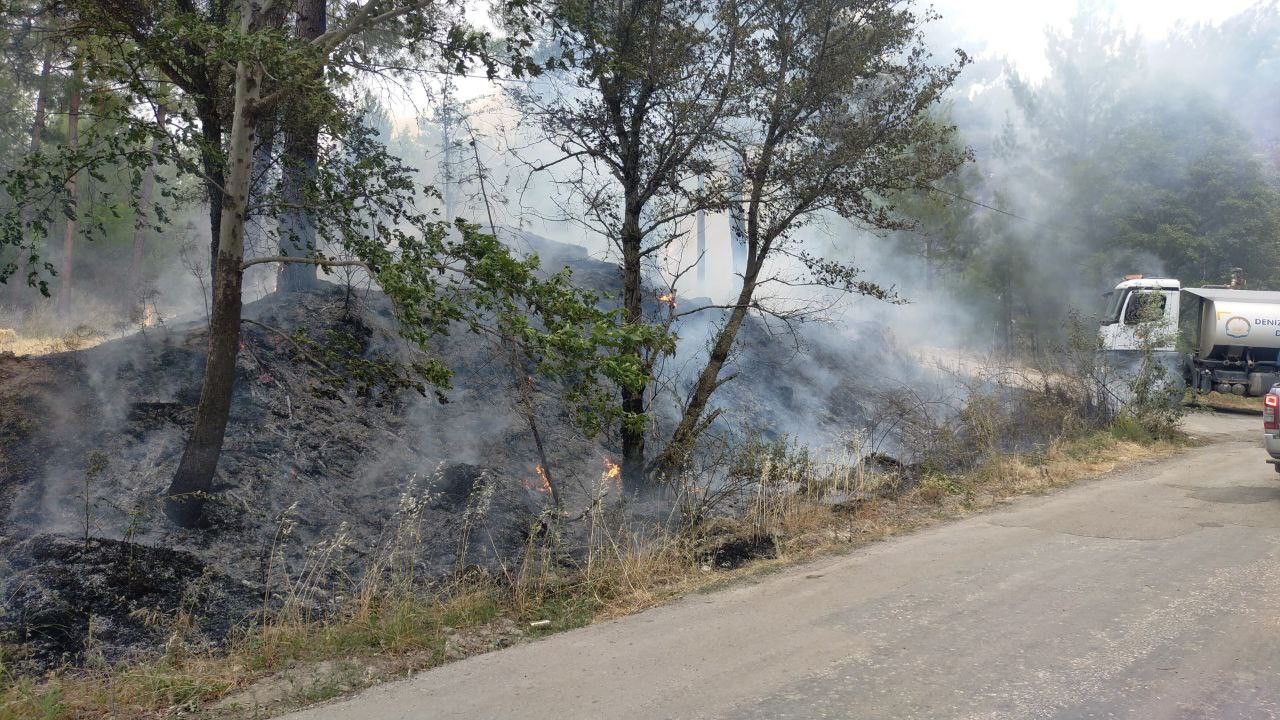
[{"x1": 0, "y1": 0, "x2": 1270, "y2": 717}]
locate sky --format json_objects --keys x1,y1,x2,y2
[
  {"x1": 423, "y1": 0, "x2": 1265, "y2": 114},
  {"x1": 933, "y1": 0, "x2": 1260, "y2": 81}
]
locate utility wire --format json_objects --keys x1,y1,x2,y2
[{"x1": 924, "y1": 183, "x2": 1085, "y2": 233}]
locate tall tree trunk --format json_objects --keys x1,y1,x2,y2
[
  {"x1": 619, "y1": 196, "x2": 647, "y2": 495},
  {"x1": 247, "y1": 113, "x2": 278, "y2": 290},
  {"x1": 56, "y1": 60, "x2": 82, "y2": 319},
  {"x1": 658, "y1": 262, "x2": 760, "y2": 475},
  {"x1": 198, "y1": 100, "x2": 226, "y2": 283},
  {"x1": 127, "y1": 103, "x2": 167, "y2": 305},
  {"x1": 440, "y1": 78, "x2": 455, "y2": 221},
  {"x1": 276, "y1": 0, "x2": 325, "y2": 293},
  {"x1": 655, "y1": 150, "x2": 770, "y2": 479},
  {"x1": 997, "y1": 260, "x2": 1013, "y2": 357},
  {"x1": 8, "y1": 47, "x2": 53, "y2": 310},
  {"x1": 164, "y1": 43, "x2": 263, "y2": 527}
]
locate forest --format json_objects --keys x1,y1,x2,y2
[{"x1": 0, "y1": 0, "x2": 1277, "y2": 716}]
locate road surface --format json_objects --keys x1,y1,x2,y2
[{"x1": 286, "y1": 412, "x2": 1280, "y2": 720}]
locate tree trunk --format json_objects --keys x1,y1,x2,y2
[
  {"x1": 246, "y1": 113, "x2": 278, "y2": 291},
  {"x1": 997, "y1": 264, "x2": 1013, "y2": 358},
  {"x1": 619, "y1": 197, "x2": 648, "y2": 496},
  {"x1": 657, "y1": 265, "x2": 758, "y2": 475},
  {"x1": 276, "y1": 0, "x2": 325, "y2": 293},
  {"x1": 127, "y1": 103, "x2": 167, "y2": 305},
  {"x1": 164, "y1": 45, "x2": 263, "y2": 528},
  {"x1": 199, "y1": 101, "x2": 226, "y2": 283},
  {"x1": 441, "y1": 78, "x2": 455, "y2": 221},
  {"x1": 655, "y1": 151, "x2": 769, "y2": 479},
  {"x1": 57, "y1": 60, "x2": 82, "y2": 318},
  {"x1": 8, "y1": 47, "x2": 52, "y2": 309}
]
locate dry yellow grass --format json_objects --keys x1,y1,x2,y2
[
  {"x1": 542, "y1": 427, "x2": 1183, "y2": 623},
  {"x1": 0, "y1": 328, "x2": 111, "y2": 356},
  {"x1": 1184, "y1": 391, "x2": 1263, "y2": 415}
]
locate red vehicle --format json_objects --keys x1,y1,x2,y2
[{"x1": 1265, "y1": 388, "x2": 1280, "y2": 471}]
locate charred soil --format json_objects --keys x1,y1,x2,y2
[{"x1": 0, "y1": 235, "x2": 951, "y2": 674}]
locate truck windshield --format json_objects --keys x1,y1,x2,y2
[
  {"x1": 1101, "y1": 290, "x2": 1126, "y2": 325},
  {"x1": 1124, "y1": 292, "x2": 1167, "y2": 324}
]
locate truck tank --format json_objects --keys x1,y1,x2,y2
[
  {"x1": 1185, "y1": 288, "x2": 1280, "y2": 394},
  {"x1": 1188, "y1": 289, "x2": 1280, "y2": 352}
]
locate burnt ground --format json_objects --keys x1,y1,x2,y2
[
  {"x1": 0, "y1": 234, "x2": 935, "y2": 672},
  {"x1": 2, "y1": 535, "x2": 248, "y2": 665},
  {"x1": 704, "y1": 535, "x2": 779, "y2": 570},
  {"x1": 0, "y1": 288, "x2": 561, "y2": 670}
]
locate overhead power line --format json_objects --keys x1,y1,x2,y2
[{"x1": 924, "y1": 184, "x2": 1083, "y2": 233}]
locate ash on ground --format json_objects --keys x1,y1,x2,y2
[{"x1": 0, "y1": 234, "x2": 960, "y2": 671}]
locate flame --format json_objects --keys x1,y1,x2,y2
[
  {"x1": 141, "y1": 305, "x2": 159, "y2": 328},
  {"x1": 657, "y1": 292, "x2": 676, "y2": 307},
  {"x1": 523, "y1": 464, "x2": 551, "y2": 494},
  {"x1": 601, "y1": 458, "x2": 622, "y2": 493}
]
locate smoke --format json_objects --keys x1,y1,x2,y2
[
  {"x1": 862, "y1": 1, "x2": 1280, "y2": 356},
  {"x1": 11, "y1": 0, "x2": 1277, "y2": 550}
]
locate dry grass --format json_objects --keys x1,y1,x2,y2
[
  {"x1": 0, "y1": 297, "x2": 147, "y2": 356},
  {"x1": 1184, "y1": 390, "x2": 1263, "y2": 415},
  {"x1": 547, "y1": 424, "x2": 1183, "y2": 627},
  {"x1": 0, "y1": 591, "x2": 498, "y2": 720},
  {"x1": 0, "y1": 420, "x2": 1185, "y2": 720},
  {"x1": 0, "y1": 327, "x2": 111, "y2": 357}
]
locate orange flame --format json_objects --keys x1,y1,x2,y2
[
  {"x1": 601, "y1": 458, "x2": 622, "y2": 494},
  {"x1": 657, "y1": 292, "x2": 676, "y2": 308},
  {"x1": 141, "y1": 305, "x2": 159, "y2": 328},
  {"x1": 523, "y1": 464, "x2": 551, "y2": 494}
]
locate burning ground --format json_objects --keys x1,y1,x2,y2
[{"x1": 0, "y1": 234, "x2": 986, "y2": 672}]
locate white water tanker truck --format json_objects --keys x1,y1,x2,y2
[{"x1": 1100, "y1": 275, "x2": 1280, "y2": 396}]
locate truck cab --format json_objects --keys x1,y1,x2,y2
[{"x1": 1099, "y1": 277, "x2": 1181, "y2": 352}]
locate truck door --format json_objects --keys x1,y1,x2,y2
[{"x1": 1111, "y1": 290, "x2": 1176, "y2": 351}]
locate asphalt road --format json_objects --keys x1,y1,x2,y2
[{"x1": 286, "y1": 411, "x2": 1280, "y2": 720}]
